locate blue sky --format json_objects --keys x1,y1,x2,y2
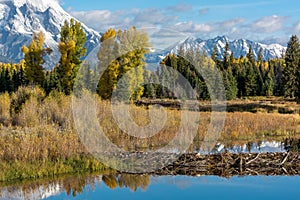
[{"x1": 60, "y1": 0, "x2": 300, "y2": 44}]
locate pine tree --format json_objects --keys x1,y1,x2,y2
[
  {"x1": 211, "y1": 44, "x2": 219, "y2": 63},
  {"x1": 246, "y1": 45, "x2": 256, "y2": 66},
  {"x1": 223, "y1": 68, "x2": 238, "y2": 100},
  {"x1": 256, "y1": 69, "x2": 264, "y2": 96},
  {"x1": 270, "y1": 58, "x2": 284, "y2": 96},
  {"x1": 229, "y1": 52, "x2": 234, "y2": 65},
  {"x1": 223, "y1": 42, "x2": 230, "y2": 70},
  {"x1": 264, "y1": 70, "x2": 274, "y2": 97},
  {"x1": 282, "y1": 35, "x2": 300, "y2": 98},
  {"x1": 245, "y1": 64, "x2": 257, "y2": 96},
  {"x1": 21, "y1": 31, "x2": 52, "y2": 86},
  {"x1": 258, "y1": 48, "x2": 264, "y2": 64},
  {"x1": 142, "y1": 70, "x2": 155, "y2": 99}
]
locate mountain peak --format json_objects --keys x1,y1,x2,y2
[
  {"x1": 0, "y1": 0, "x2": 101, "y2": 68},
  {"x1": 12, "y1": 0, "x2": 60, "y2": 11},
  {"x1": 215, "y1": 35, "x2": 228, "y2": 42},
  {"x1": 170, "y1": 35, "x2": 286, "y2": 61}
]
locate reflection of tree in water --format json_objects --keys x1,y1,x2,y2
[
  {"x1": 102, "y1": 174, "x2": 150, "y2": 191},
  {"x1": 284, "y1": 138, "x2": 300, "y2": 152},
  {"x1": 0, "y1": 174, "x2": 100, "y2": 199},
  {"x1": 0, "y1": 173, "x2": 150, "y2": 199},
  {"x1": 102, "y1": 174, "x2": 118, "y2": 189},
  {"x1": 119, "y1": 174, "x2": 150, "y2": 191},
  {"x1": 246, "y1": 141, "x2": 253, "y2": 152},
  {"x1": 62, "y1": 175, "x2": 98, "y2": 197}
]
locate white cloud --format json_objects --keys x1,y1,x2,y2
[
  {"x1": 202, "y1": 1, "x2": 273, "y2": 9},
  {"x1": 218, "y1": 18, "x2": 245, "y2": 29},
  {"x1": 292, "y1": 21, "x2": 300, "y2": 33},
  {"x1": 68, "y1": 4, "x2": 292, "y2": 45},
  {"x1": 133, "y1": 8, "x2": 178, "y2": 27},
  {"x1": 70, "y1": 8, "x2": 178, "y2": 32},
  {"x1": 251, "y1": 15, "x2": 288, "y2": 33},
  {"x1": 167, "y1": 3, "x2": 192, "y2": 12},
  {"x1": 174, "y1": 21, "x2": 213, "y2": 33},
  {"x1": 70, "y1": 9, "x2": 132, "y2": 31}
]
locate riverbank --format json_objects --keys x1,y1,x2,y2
[{"x1": 0, "y1": 156, "x2": 109, "y2": 182}]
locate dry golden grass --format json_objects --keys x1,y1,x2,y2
[
  {"x1": 0, "y1": 86, "x2": 299, "y2": 181},
  {"x1": 95, "y1": 103, "x2": 299, "y2": 151}
]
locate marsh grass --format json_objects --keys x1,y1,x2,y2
[{"x1": 0, "y1": 87, "x2": 299, "y2": 181}]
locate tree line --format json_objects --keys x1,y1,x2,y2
[
  {"x1": 0, "y1": 19, "x2": 87, "y2": 95},
  {"x1": 0, "y1": 20, "x2": 150, "y2": 100},
  {"x1": 145, "y1": 35, "x2": 300, "y2": 101},
  {"x1": 0, "y1": 20, "x2": 300, "y2": 101}
]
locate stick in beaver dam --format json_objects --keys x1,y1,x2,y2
[{"x1": 151, "y1": 152, "x2": 300, "y2": 177}]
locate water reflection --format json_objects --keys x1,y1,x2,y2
[
  {"x1": 195, "y1": 138, "x2": 300, "y2": 154},
  {"x1": 1, "y1": 172, "x2": 300, "y2": 200},
  {"x1": 0, "y1": 173, "x2": 151, "y2": 199},
  {"x1": 209, "y1": 140, "x2": 286, "y2": 154},
  {"x1": 102, "y1": 174, "x2": 150, "y2": 191},
  {"x1": 283, "y1": 138, "x2": 300, "y2": 152}
]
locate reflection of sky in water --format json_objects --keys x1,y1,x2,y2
[
  {"x1": 209, "y1": 140, "x2": 286, "y2": 154},
  {"x1": 43, "y1": 175, "x2": 299, "y2": 200}
]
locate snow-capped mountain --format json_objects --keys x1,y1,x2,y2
[
  {"x1": 169, "y1": 36, "x2": 286, "y2": 61},
  {"x1": 0, "y1": 0, "x2": 101, "y2": 68},
  {"x1": 0, "y1": 0, "x2": 287, "y2": 67}
]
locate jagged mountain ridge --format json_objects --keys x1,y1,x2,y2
[
  {"x1": 0, "y1": 0, "x2": 101, "y2": 68},
  {"x1": 0, "y1": 0, "x2": 287, "y2": 67},
  {"x1": 146, "y1": 36, "x2": 286, "y2": 63},
  {"x1": 169, "y1": 36, "x2": 286, "y2": 60}
]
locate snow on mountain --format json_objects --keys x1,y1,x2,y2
[
  {"x1": 0, "y1": 0, "x2": 287, "y2": 67},
  {"x1": 145, "y1": 36, "x2": 286, "y2": 64},
  {"x1": 169, "y1": 35, "x2": 286, "y2": 61},
  {"x1": 0, "y1": 0, "x2": 101, "y2": 68}
]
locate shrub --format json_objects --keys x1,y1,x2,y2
[
  {"x1": 10, "y1": 86, "x2": 45, "y2": 126},
  {"x1": 10, "y1": 86, "x2": 45, "y2": 115},
  {"x1": 0, "y1": 92, "x2": 10, "y2": 126}
]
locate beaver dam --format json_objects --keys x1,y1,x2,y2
[
  {"x1": 1, "y1": 152, "x2": 300, "y2": 199},
  {"x1": 99, "y1": 150, "x2": 300, "y2": 176},
  {"x1": 151, "y1": 152, "x2": 300, "y2": 177}
]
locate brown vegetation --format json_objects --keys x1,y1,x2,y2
[{"x1": 0, "y1": 86, "x2": 300, "y2": 181}]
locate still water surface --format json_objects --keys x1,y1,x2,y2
[
  {"x1": 48, "y1": 175, "x2": 299, "y2": 200},
  {"x1": 1, "y1": 175, "x2": 299, "y2": 200}
]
